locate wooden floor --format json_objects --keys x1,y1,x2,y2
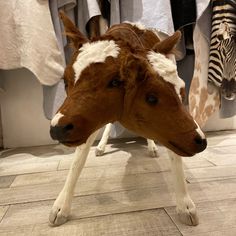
[{"x1": 0, "y1": 131, "x2": 236, "y2": 235}]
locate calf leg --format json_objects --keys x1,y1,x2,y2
[
  {"x1": 168, "y1": 150, "x2": 199, "y2": 226},
  {"x1": 49, "y1": 131, "x2": 99, "y2": 226},
  {"x1": 147, "y1": 139, "x2": 159, "y2": 157},
  {"x1": 95, "y1": 123, "x2": 112, "y2": 156}
]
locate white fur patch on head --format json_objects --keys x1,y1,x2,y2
[
  {"x1": 194, "y1": 120, "x2": 206, "y2": 139},
  {"x1": 147, "y1": 51, "x2": 185, "y2": 99},
  {"x1": 51, "y1": 112, "x2": 64, "y2": 127},
  {"x1": 73, "y1": 40, "x2": 120, "y2": 84},
  {"x1": 125, "y1": 21, "x2": 146, "y2": 31}
]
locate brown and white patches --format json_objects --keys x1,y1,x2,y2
[
  {"x1": 73, "y1": 40, "x2": 120, "y2": 84},
  {"x1": 189, "y1": 38, "x2": 220, "y2": 126},
  {"x1": 194, "y1": 120, "x2": 206, "y2": 139},
  {"x1": 51, "y1": 112, "x2": 64, "y2": 127},
  {"x1": 195, "y1": 87, "x2": 219, "y2": 127},
  {"x1": 147, "y1": 51, "x2": 185, "y2": 99},
  {"x1": 189, "y1": 76, "x2": 201, "y2": 119},
  {"x1": 190, "y1": 74, "x2": 220, "y2": 126},
  {"x1": 124, "y1": 21, "x2": 146, "y2": 31}
]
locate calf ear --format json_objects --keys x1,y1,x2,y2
[
  {"x1": 152, "y1": 31, "x2": 181, "y2": 55},
  {"x1": 59, "y1": 11, "x2": 89, "y2": 49}
]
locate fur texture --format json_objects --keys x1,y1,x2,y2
[{"x1": 73, "y1": 40, "x2": 120, "y2": 83}]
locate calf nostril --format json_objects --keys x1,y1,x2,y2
[
  {"x1": 64, "y1": 123, "x2": 74, "y2": 131},
  {"x1": 194, "y1": 136, "x2": 204, "y2": 145},
  {"x1": 50, "y1": 124, "x2": 74, "y2": 141},
  {"x1": 202, "y1": 138, "x2": 207, "y2": 147},
  {"x1": 194, "y1": 136, "x2": 207, "y2": 150}
]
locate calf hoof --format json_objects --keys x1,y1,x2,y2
[
  {"x1": 49, "y1": 206, "x2": 69, "y2": 226},
  {"x1": 148, "y1": 146, "x2": 159, "y2": 158},
  {"x1": 95, "y1": 147, "x2": 105, "y2": 156},
  {"x1": 176, "y1": 197, "x2": 199, "y2": 226},
  {"x1": 178, "y1": 209, "x2": 199, "y2": 226}
]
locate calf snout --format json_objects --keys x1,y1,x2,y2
[
  {"x1": 194, "y1": 134, "x2": 207, "y2": 153},
  {"x1": 50, "y1": 123, "x2": 74, "y2": 141}
]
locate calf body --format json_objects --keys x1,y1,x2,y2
[{"x1": 49, "y1": 13, "x2": 206, "y2": 227}]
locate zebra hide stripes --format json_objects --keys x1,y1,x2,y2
[{"x1": 208, "y1": 0, "x2": 236, "y2": 100}]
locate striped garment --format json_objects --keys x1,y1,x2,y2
[{"x1": 208, "y1": 0, "x2": 236, "y2": 100}]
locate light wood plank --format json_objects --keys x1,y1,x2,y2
[
  {"x1": 188, "y1": 179, "x2": 236, "y2": 202},
  {"x1": 0, "y1": 143, "x2": 74, "y2": 159},
  {"x1": 182, "y1": 153, "x2": 214, "y2": 169},
  {"x1": 0, "y1": 176, "x2": 15, "y2": 188},
  {"x1": 59, "y1": 146, "x2": 213, "y2": 171},
  {"x1": 3, "y1": 167, "x2": 236, "y2": 207},
  {"x1": 11, "y1": 170, "x2": 68, "y2": 187},
  {"x1": 58, "y1": 147, "x2": 165, "y2": 170},
  {"x1": 0, "y1": 144, "x2": 75, "y2": 177},
  {"x1": 0, "y1": 186, "x2": 175, "y2": 228},
  {"x1": 1, "y1": 147, "x2": 162, "y2": 178},
  {"x1": 0, "y1": 171, "x2": 173, "y2": 205},
  {"x1": 186, "y1": 165, "x2": 236, "y2": 183},
  {"x1": 0, "y1": 209, "x2": 181, "y2": 236},
  {"x1": 206, "y1": 131, "x2": 236, "y2": 147},
  {"x1": 0, "y1": 225, "x2": 34, "y2": 236},
  {"x1": 0, "y1": 153, "x2": 61, "y2": 176},
  {"x1": 204, "y1": 146, "x2": 236, "y2": 166},
  {"x1": 11, "y1": 154, "x2": 213, "y2": 188},
  {"x1": 0, "y1": 200, "x2": 53, "y2": 227},
  {"x1": 193, "y1": 230, "x2": 236, "y2": 236},
  {"x1": 0, "y1": 206, "x2": 9, "y2": 222},
  {"x1": 11, "y1": 163, "x2": 170, "y2": 187},
  {"x1": 4, "y1": 178, "x2": 236, "y2": 227},
  {"x1": 165, "y1": 199, "x2": 236, "y2": 236}
]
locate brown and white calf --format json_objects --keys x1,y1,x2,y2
[{"x1": 49, "y1": 12, "x2": 206, "y2": 226}]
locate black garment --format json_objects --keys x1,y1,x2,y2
[{"x1": 170, "y1": 0, "x2": 197, "y2": 30}]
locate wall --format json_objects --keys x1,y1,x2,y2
[
  {"x1": 0, "y1": 68, "x2": 110, "y2": 148},
  {"x1": 0, "y1": 107, "x2": 3, "y2": 148},
  {"x1": 0, "y1": 69, "x2": 56, "y2": 148},
  {"x1": 204, "y1": 111, "x2": 236, "y2": 132}
]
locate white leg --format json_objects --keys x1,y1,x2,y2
[
  {"x1": 95, "y1": 123, "x2": 112, "y2": 156},
  {"x1": 168, "y1": 150, "x2": 199, "y2": 226},
  {"x1": 147, "y1": 139, "x2": 159, "y2": 157},
  {"x1": 49, "y1": 131, "x2": 99, "y2": 226}
]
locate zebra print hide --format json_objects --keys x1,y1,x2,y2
[{"x1": 208, "y1": 0, "x2": 236, "y2": 100}]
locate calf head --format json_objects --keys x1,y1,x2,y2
[{"x1": 50, "y1": 13, "x2": 207, "y2": 156}]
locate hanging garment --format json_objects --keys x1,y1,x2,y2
[
  {"x1": 208, "y1": 0, "x2": 236, "y2": 118},
  {"x1": 170, "y1": 0, "x2": 197, "y2": 30},
  {"x1": 0, "y1": 0, "x2": 64, "y2": 86},
  {"x1": 44, "y1": 0, "x2": 103, "y2": 119},
  {"x1": 170, "y1": 0, "x2": 197, "y2": 102},
  {"x1": 110, "y1": 0, "x2": 174, "y2": 35},
  {"x1": 189, "y1": 0, "x2": 220, "y2": 127}
]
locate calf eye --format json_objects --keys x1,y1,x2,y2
[
  {"x1": 146, "y1": 94, "x2": 158, "y2": 105},
  {"x1": 64, "y1": 79, "x2": 68, "y2": 89},
  {"x1": 108, "y1": 78, "x2": 122, "y2": 88}
]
